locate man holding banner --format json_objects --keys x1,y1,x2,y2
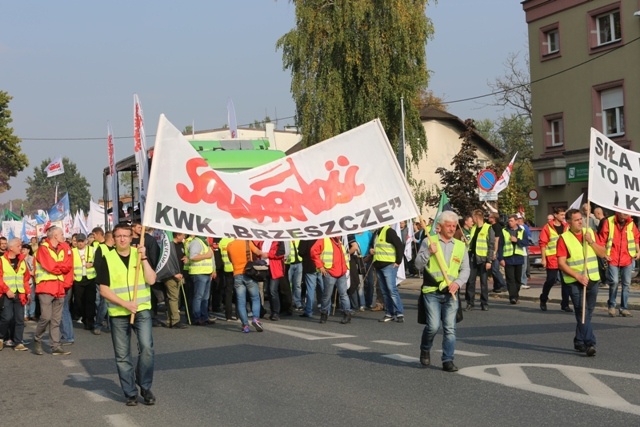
[{"x1": 557, "y1": 209, "x2": 606, "y2": 357}]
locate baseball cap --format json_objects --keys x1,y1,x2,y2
[{"x1": 76, "y1": 233, "x2": 87, "y2": 241}]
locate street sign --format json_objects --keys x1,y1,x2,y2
[
  {"x1": 479, "y1": 190, "x2": 498, "y2": 201},
  {"x1": 478, "y1": 169, "x2": 497, "y2": 192},
  {"x1": 528, "y1": 189, "x2": 538, "y2": 200},
  {"x1": 529, "y1": 200, "x2": 539, "y2": 206}
]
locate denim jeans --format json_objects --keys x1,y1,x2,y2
[
  {"x1": 420, "y1": 292, "x2": 457, "y2": 363},
  {"x1": 0, "y1": 295, "x2": 25, "y2": 343},
  {"x1": 361, "y1": 260, "x2": 376, "y2": 307},
  {"x1": 320, "y1": 273, "x2": 351, "y2": 314},
  {"x1": 521, "y1": 255, "x2": 528, "y2": 286},
  {"x1": 95, "y1": 283, "x2": 108, "y2": 327},
  {"x1": 303, "y1": 272, "x2": 323, "y2": 316},
  {"x1": 26, "y1": 282, "x2": 36, "y2": 318},
  {"x1": 288, "y1": 263, "x2": 303, "y2": 308},
  {"x1": 233, "y1": 274, "x2": 261, "y2": 327},
  {"x1": 540, "y1": 268, "x2": 571, "y2": 309},
  {"x1": 60, "y1": 288, "x2": 74, "y2": 343},
  {"x1": 607, "y1": 264, "x2": 633, "y2": 310},
  {"x1": 267, "y1": 278, "x2": 281, "y2": 315},
  {"x1": 491, "y1": 259, "x2": 506, "y2": 290},
  {"x1": 376, "y1": 264, "x2": 404, "y2": 316},
  {"x1": 191, "y1": 274, "x2": 211, "y2": 322},
  {"x1": 109, "y1": 310, "x2": 154, "y2": 398},
  {"x1": 568, "y1": 280, "x2": 598, "y2": 348}
]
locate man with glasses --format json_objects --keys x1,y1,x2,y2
[{"x1": 96, "y1": 223, "x2": 157, "y2": 406}]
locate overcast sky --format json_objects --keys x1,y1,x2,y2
[{"x1": 0, "y1": 0, "x2": 528, "y2": 205}]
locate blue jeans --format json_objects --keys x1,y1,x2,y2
[
  {"x1": 267, "y1": 278, "x2": 281, "y2": 315},
  {"x1": 420, "y1": 292, "x2": 457, "y2": 362},
  {"x1": 191, "y1": 274, "x2": 211, "y2": 322},
  {"x1": 95, "y1": 283, "x2": 108, "y2": 327},
  {"x1": 109, "y1": 310, "x2": 154, "y2": 398},
  {"x1": 288, "y1": 263, "x2": 303, "y2": 308},
  {"x1": 491, "y1": 259, "x2": 506, "y2": 290},
  {"x1": 607, "y1": 264, "x2": 632, "y2": 310},
  {"x1": 233, "y1": 275, "x2": 261, "y2": 327},
  {"x1": 568, "y1": 281, "x2": 598, "y2": 348},
  {"x1": 376, "y1": 264, "x2": 404, "y2": 316},
  {"x1": 303, "y1": 272, "x2": 323, "y2": 316},
  {"x1": 60, "y1": 288, "x2": 74, "y2": 343},
  {"x1": 320, "y1": 273, "x2": 351, "y2": 314},
  {"x1": 26, "y1": 282, "x2": 36, "y2": 318}
]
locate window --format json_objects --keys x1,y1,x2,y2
[
  {"x1": 539, "y1": 23, "x2": 560, "y2": 60},
  {"x1": 596, "y1": 10, "x2": 621, "y2": 46},
  {"x1": 601, "y1": 87, "x2": 624, "y2": 137},
  {"x1": 543, "y1": 113, "x2": 564, "y2": 151},
  {"x1": 549, "y1": 119, "x2": 563, "y2": 146},
  {"x1": 546, "y1": 30, "x2": 559, "y2": 54}
]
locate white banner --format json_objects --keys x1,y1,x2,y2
[
  {"x1": 87, "y1": 200, "x2": 106, "y2": 231},
  {"x1": 143, "y1": 115, "x2": 419, "y2": 240},
  {"x1": 589, "y1": 128, "x2": 640, "y2": 215},
  {"x1": 134, "y1": 94, "x2": 150, "y2": 218},
  {"x1": 45, "y1": 157, "x2": 65, "y2": 178},
  {"x1": 492, "y1": 152, "x2": 517, "y2": 195}
]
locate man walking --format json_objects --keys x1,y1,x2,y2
[
  {"x1": 187, "y1": 235, "x2": 215, "y2": 326},
  {"x1": 310, "y1": 237, "x2": 353, "y2": 324},
  {"x1": 488, "y1": 213, "x2": 507, "y2": 293},
  {"x1": 539, "y1": 207, "x2": 572, "y2": 312},
  {"x1": 499, "y1": 215, "x2": 528, "y2": 304},
  {"x1": 372, "y1": 225, "x2": 405, "y2": 322},
  {"x1": 415, "y1": 211, "x2": 469, "y2": 372},
  {"x1": 0, "y1": 238, "x2": 32, "y2": 351},
  {"x1": 71, "y1": 233, "x2": 97, "y2": 332},
  {"x1": 96, "y1": 223, "x2": 157, "y2": 406},
  {"x1": 465, "y1": 209, "x2": 494, "y2": 311}
]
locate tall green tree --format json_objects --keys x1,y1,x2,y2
[
  {"x1": 427, "y1": 120, "x2": 484, "y2": 215},
  {"x1": 0, "y1": 91, "x2": 29, "y2": 193},
  {"x1": 25, "y1": 157, "x2": 91, "y2": 214},
  {"x1": 277, "y1": 0, "x2": 433, "y2": 160}
]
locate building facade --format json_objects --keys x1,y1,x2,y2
[{"x1": 523, "y1": 0, "x2": 640, "y2": 219}]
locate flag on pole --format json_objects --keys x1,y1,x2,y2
[
  {"x1": 45, "y1": 157, "x2": 65, "y2": 178},
  {"x1": 430, "y1": 191, "x2": 451, "y2": 236},
  {"x1": 48, "y1": 193, "x2": 70, "y2": 222},
  {"x1": 227, "y1": 97, "x2": 238, "y2": 139},
  {"x1": 107, "y1": 121, "x2": 119, "y2": 225},
  {"x1": 492, "y1": 152, "x2": 518, "y2": 194},
  {"x1": 133, "y1": 94, "x2": 149, "y2": 218},
  {"x1": 569, "y1": 193, "x2": 584, "y2": 211}
]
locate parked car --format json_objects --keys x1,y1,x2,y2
[{"x1": 528, "y1": 227, "x2": 542, "y2": 268}]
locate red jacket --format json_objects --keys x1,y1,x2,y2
[
  {"x1": 35, "y1": 239, "x2": 73, "y2": 297},
  {"x1": 0, "y1": 252, "x2": 31, "y2": 305},
  {"x1": 539, "y1": 221, "x2": 568, "y2": 269},
  {"x1": 598, "y1": 216, "x2": 640, "y2": 267},
  {"x1": 310, "y1": 238, "x2": 348, "y2": 278},
  {"x1": 268, "y1": 241, "x2": 285, "y2": 280}
]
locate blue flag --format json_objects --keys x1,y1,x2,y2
[{"x1": 48, "y1": 193, "x2": 70, "y2": 222}]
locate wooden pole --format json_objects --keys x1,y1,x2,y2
[
  {"x1": 581, "y1": 203, "x2": 590, "y2": 325},
  {"x1": 130, "y1": 226, "x2": 146, "y2": 324},
  {"x1": 421, "y1": 217, "x2": 456, "y2": 300}
]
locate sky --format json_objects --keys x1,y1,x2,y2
[{"x1": 0, "y1": 0, "x2": 529, "y2": 206}]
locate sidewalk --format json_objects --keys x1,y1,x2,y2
[{"x1": 399, "y1": 269, "x2": 640, "y2": 312}]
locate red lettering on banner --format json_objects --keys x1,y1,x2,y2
[
  {"x1": 175, "y1": 156, "x2": 365, "y2": 223},
  {"x1": 134, "y1": 103, "x2": 142, "y2": 152}
]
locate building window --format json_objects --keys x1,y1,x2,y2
[
  {"x1": 543, "y1": 113, "x2": 564, "y2": 151},
  {"x1": 596, "y1": 10, "x2": 621, "y2": 46},
  {"x1": 601, "y1": 87, "x2": 624, "y2": 137},
  {"x1": 546, "y1": 30, "x2": 559, "y2": 54},
  {"x1": 539, "y1": 23, "x2": 560, "y2": 60},
  {"x1": 549, "y1": 119, "x2": 563, "y2": 146}
]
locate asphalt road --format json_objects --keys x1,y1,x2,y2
[{"x1": 3, "y1": 286, "x2": 640, "y2": 427}]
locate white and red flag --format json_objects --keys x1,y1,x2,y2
[
  {"x1": 107, "y1": 121, "x2": 119, "y2": 225},
  {"x1": 134, "y1": 94, "x2": 150, "y2": 217},
  {"x1": 45, "y1": 157, "x2": 65, "y2": 178},
  {"x1": 492, "y1": 152, "x2": 518, "y2": 194}
]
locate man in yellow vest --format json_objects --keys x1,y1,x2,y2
[
  {"x1": 557, "y1": 209, "x2": 606, "y2": 357},
  {"x1": 0, "y1": 238, "x2": 32, "y2": 351},
  {"x1": 217, "y1": 237, "x2": 236, "y2": 321},
  {"x1": 372, "y1": 225, "x2": 405, "y2": 322},
  {"x1": 465, "y1": 209, "x2": 495, "y2": 311},
  {"x1": 95, "y1": 223, "x2": 158, "y2": 406},
  {"x1": 161, "y1": 232, "x2": 188, "y2": 329},
  {"x1": 415, "y1": 211, "x2": 469, "y2": 372},
  {"x1": 539, "y1": 207, "x2": 571, "y2": 312},
  {"x1": 498, "y1": 214, "x2": 528, "y2": 304},
  {"x1": 187, "y1": 235, "x2": 215, "y2": 326},
  {"x1": 71, "y1": 233, "x2": 97, "y2": 332},
  {"x1": 310, "y1": 237, "x2": 352, "y2": 324}
]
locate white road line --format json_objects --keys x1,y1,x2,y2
[
  {"x1": 69, "y1": 373, "x2": 93, "y2": 382},
  {"x1": 382, "y1": 353, "x2": 419, "y2": 363},
  {"x1": 84, "y1": 389, "x2": 111, "y2": 402},
  {"x1": 267, "y1": 324, "x2": 356, "y2": 341},
  {"x1": 371, "y1": 340, "x2": 411, "y2": 346},
  {"x1": 435, "y1": 349, "x2": 488, "y2": 357},
  {"x1": 333, "y1": 343, "x2": 370, "y2": 351},
  {"x1": 60, "y1": 359, "x2": 79, "y2": 368},
  {"x1": 105, "y1": 414, "x2": 140, "y2": 427}
]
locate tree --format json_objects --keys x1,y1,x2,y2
[
  {"x1": 25, "y1": 157, "x2": 91, "y2": 214},
  {"x1": 0, "y1": 91, "x2": 29, "y2": 193},
  {"x1": 119, "y1": 171, "x2": 134, "y2": 196},
  {"x1": 277, "y1": 0, "x2": 433, "y2": 161},
  {"x1": 427, "y1": 119, "x2": 484, "y2": 215}
]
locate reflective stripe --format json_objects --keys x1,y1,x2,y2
[
  {"x1": 561, "y1": 228, "x2": 600, "y2": 283},
  {"x1": 219, "y1": 238, "x2": 234, "y2": 273},
  {"x1": 319, "y1": 238, "x2": 349, "y2": 270},
  {"x1": 286, "y1": 240, "x2": 301, "y2": 264},
  {"x1": 470, "y1": 223, "x2": 491, "y2": 257},
  {"x1": 189, "y1": 237, "x2": 213, "y2": 275},
  {"x1": 1, "y1": 257, "x2": 27, "y2": 293},
  {"x1": 72, "y1": 247, "x2": 96, "y2": 280},
  {"x1": 502, "y1": 228, "x2": 525, "y2": 258},
  {"x1": 35, "y1": 242, "x2": 64, "y2": 284},
  {"x1": 103, "y1": 247, "x2": 151, "y2": 316},
  {"x1": 544, "y1": 224, "x2": 562, "y2": 256},
  {"x1": 423, "y1": 238, "x2": 465, "y2": 293},
  {"x1": 605, "y1": 217, "x2": 637, "y2": 257},
  {"x1": 373, "y1": 226, "x2": 395, "y2": 262}
]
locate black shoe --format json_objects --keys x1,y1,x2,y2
[
  {"x1": 540, "y1": 301, "x2": 547, "y2": 311},
  {"x1": 299, "y1": 313, "x2": 313, "y2": 318},
  {"x1": 319, "y1": 313, "x2": 328, "y2": 324},
  {"x1": 340, "y1": 312, "x2": 352, "y2": 324},
  {"x1": 465, "y1": 304, "x2": 474, "y2": 312},
  {"x1": 481, "y1": 304, "x2": 489, "y2": 311},
  {"x1": 586, "y1": 346, "x2": 596, "y2": 357},
  {"x1": 442, "y1": 361, "x2": 459, "y2": 372},
  {"x1": 141, "y1": 389, "x2": 156, "y2": 405},
  {"x1": 419, "y1": 350, "x2": 430, "y2": 367},
  {"x1": 270, "y1": 314, "x2": 280, "y2": 321},
  {"x1": 172, "y1": 322, "x2": 188, "y2": 329},
  {"x1": 126, "y1": 395, "x2": 138, "y2": 406},
  {"x1": 574, "y1": 344, "x2": 587, "y2": 352},
  {"x1": 562, "y1": 306, "x2": 574, "y2": 313},
  {"x1": 152, "y1": 319, "x2": 162, "y2": 327},
  {"x1": 509, "y1": 299, "x2": 517, "y2": 305},
  {"x1": 396, "y1": 315, "x2": 404, "y2": 323}
]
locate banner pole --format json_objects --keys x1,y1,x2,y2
[
  {"x1": 581, "y1": 202, "x2": 590, "y2": 325},
  {"x1": 130, "y1": 226, "x2": 145, "y2": 324}
]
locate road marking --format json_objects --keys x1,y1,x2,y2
[
  {"x1": 60, "y1": 359, "x2": 79, "y2": 368},
  {"x1": 435, "y1": 349, "x2": 488, "y2": 357},
  {"x1": 383, "y1": 353, "x2": 419, "y2": 363},
  {"x1": 69, "y1": 372, "x2": 93, "y2": 382},
  {"x1": 267, "y1": 324, "x2": 355, "y2": 341},
  {"x1": 105, "y1": 414, "x2": 140, "y2": 427},
  {"x1": 84, "y1": 389, "x2": 110, "y2": 402},
  {"x1": 333, "y1": 343, "x2": 370, "y2": 351},
  {"x1": 458, "y1": 363, "x2": 640, "y2": 416},
  {"x1": 372, "y1": 340, "x2": 411, "y2": 346}
]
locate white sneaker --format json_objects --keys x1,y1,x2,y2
[{"x1": 521, "y1": 284, "x2": 531, "y2": 289}]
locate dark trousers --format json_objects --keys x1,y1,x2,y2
[
  {"x1": 540, "y1": 268, "x2": 570, "y2": 309},
  {"x1": 210, "y1": 268, "x2": 225, "y2": 312},
  {"x1": 504, "y1": 263, "x2": 523, "y2": 302},
  {"x1": 0, "y1": 295, "x2": 25, "y2": 343},
  {"x1": 568, "y1": 280, "x2": 599, "y2": 348},
  {"x1": 221, "y1": 272, "x2": 235, "y2": 319},
  {"x1": 73, "y1": 277, "x2": 97, "y2": 329},
  {"x1": 466, "y1": 262, "x2": 489, "y2": 306}
]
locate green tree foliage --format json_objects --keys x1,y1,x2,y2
[
  {"x1": 0, "y1": 91, "x2": 29, "y2": 193},
  {"x1": 25, "y1": 157, "x2": 91, "y2": 214},
  {"x1": 277, "y1": 0, "x2": 432, "y2": 160},
  {"x1": 427, "y1": 120, "x2": 484, "y2": 215}
]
